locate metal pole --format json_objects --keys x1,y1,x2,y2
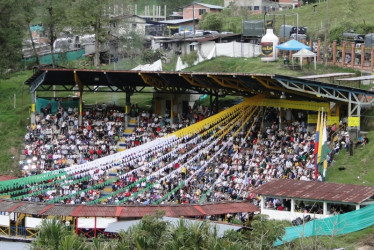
[
  {"x1": 283, "y1": 14, "x2": 285, "y2": 42},
  {"x1": 296, "y1": 13, "x2": 299, "y2": 41},
  {"x1": 193, "y1": 3, "x2": 195, "y2": 35},
  {"x1": 324, "y1": 0, "x2": 330, "y2": 66}
]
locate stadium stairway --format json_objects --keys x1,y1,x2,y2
[
  {"x1": 117, "y1": 117, "x2": 137, "y2": 152},
  {"x1": 99, "y1": 170, "x2": 118, "y2": 203}
]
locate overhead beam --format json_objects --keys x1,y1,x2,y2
[{"x1": 244, "y1": 96, "x2": 329, "y2": 112}]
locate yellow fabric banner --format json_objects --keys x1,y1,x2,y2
[
  {"x1": 308, "y1": 114, "x2": 318, "y2": 124},
  {"x1": 327, "y1": 116, "x2": 339, "y2": 126},
  {"x1": 348, "y1": 117, "x2": 360, "y2": 127}
]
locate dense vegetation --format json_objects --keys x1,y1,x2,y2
[
  {"x1": 31, "y1": 214, "x2": 288, "y2": 250},
  {"x1": 2, "y1": 0, "x2": 374, "y2": 74}
]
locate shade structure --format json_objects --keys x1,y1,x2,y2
[
  {"x1": 292, "y1": 48, "x2": 317, "y2": 70},
  {"x1": 276, "y1": 39, "x2": 311, "y2": 51}
]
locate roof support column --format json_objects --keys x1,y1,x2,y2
[
  {"x1": 351, "y1": 42, "x2": 355, "y2": 67},
  {"x1": 356, "y1": 204, "x2": 360, "y2": 210},
  {"x1": 170, "y1": 94, "x2": 174, "y2": 125},
  {"x1": 125, "y1": 91, "x2": 131, "y2": 128},
  {"x1": 291, "y1": 199, "x2": 295, "y2": 213},
  {"x1": 74, "y1": 71, "x2": 83, "y2": 126},
  {"x1": 348, "y1": 92, "x2": 361, "y2": 139},
  {"x1": 209, "y1": 92, "x2": 213, "y2": 116},
  {"x1": 31, "y1": 91, "x2": 36, "y2": 125},
  {"x1": 323, "y1": 201, "x2": 328, "y2": 216},
  {"x1": 260, "y1": 196, "x2": 265, "y2": 210},
  {"x1": 215, "y1": 94, "x2": 219, "y2": 115}
]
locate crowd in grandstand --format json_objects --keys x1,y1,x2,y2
[
  {"x1": 22, "y1": 104, "x2": 124, "y2": 172},
  {"x1": 15, "y1": 102, "x2": 356, "y2": 212},
  {"x1": 20, "y1": 102, "x2": 211, "y2": 174}
]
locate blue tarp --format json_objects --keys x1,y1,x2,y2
[{"x1": 276, "y1": 39, "x2": 311, "y2": 51}]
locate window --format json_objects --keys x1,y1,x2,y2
[
  {"x1": 247, "y1": 6, "x2": 252, "y2": 10},
  {"x1": 199, "y1": 9, "x2": 206, "y2": 15},
  {"x1": 254, "y1": 6, "x2": 259, "y2": 10},
  {"x1": 132, "y1": 23, "x2": 137, "y2": 29}
]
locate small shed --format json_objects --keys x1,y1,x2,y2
[
  {"x1": 253, "y1": 179, "x2": 374, "y2": 221},
  {"x1": 292, "y1": 48, "x2": 317, "y2": 70}
]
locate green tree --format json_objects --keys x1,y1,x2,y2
[
  {"x1": 40, "y1": 0, "x2": 70, "y2": 68},
  {"x1": 199, "y1": 13, "x2": 224, "y2": 32},
  {"x1": 246, "y1": 215, "x2": 287, "y2": 249},
  {"x1": 32, "y1": 218, "x2": 87, "y2": 250},
  {"x1": 20, "y1": 0, "x2": 41, "y2": 68},
  {"x1": 119, "y1": 30, "x2": 145, "y2": 67},
  {"x1": 0, "y1": 0, "x2": 24, "y2": 74},
  {"x1": 69, "y1": 0, "x2": 111, "y2": 68}
]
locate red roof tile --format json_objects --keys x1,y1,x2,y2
[
  {"x1": 253, "y1": 179, "x2": 374, "y2": 204},
  {"x1": 71, "y1": 206, "x2": 118, "y2": 217},
  {"x1": 0, "y1": 175, "x2": 18, "y2": 182}
]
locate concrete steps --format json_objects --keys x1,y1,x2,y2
[{"x1": 117, "y1": 116, "x2": 137, "y2": 151}]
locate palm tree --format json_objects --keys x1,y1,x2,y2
[{"x1": 32, "y1": 217, "x2": 88, "y2": 250}]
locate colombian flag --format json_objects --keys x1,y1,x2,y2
[{"x1": 314, "y1": 111, "x2": 321, "y2": 180}]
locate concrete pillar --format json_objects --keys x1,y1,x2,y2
[
  {"x1": 361, "y1": 44, "x2": 365, "y2": 69},
  {"x1": 215, "y1": 94, "x2": 219, "y2": 115},
  {"x1": 371, "y1": 46, "x2": 374, "y2": 71},
  {"x1": 79, "y1": 91, "x2": 83, "y2": 126},
  {"x1": 317, "y1": 39, "x2": 321, "y2": 61},
  {"x1": 323, "y1": 201, "x2": 328, "y2": 215},
  {"x1": 332, "y1": 40, "x2": 337, "y2": 64},
  {"x1": 342, "y1": 42, "x2": 346, "y2": 66},
  {"x1": 351, "y1": 42, "x2": 355, "y2": 67},
  {"x1": 209, "y1": 93, "x2": 213, "y2": 115},
  {"x1": 291, "y1": 199, "x2": 295, "y2": 213},
  {"x1": 31, "y1": 91, "x2": 36, "y2": 125},
  {"x1": 125, "y1": 91, "x2": 131, "y2": 128},
  {"x1": 260, "y1": 196, "x2": 265, "y2": 210},
  {"x1": 170, "y1": 94, "x2": 174, "y2": 125},
  {"x1": 356, "y1": 204, "x2": 360, "y2": 210}
]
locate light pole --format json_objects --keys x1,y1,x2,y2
[
  {"x1": 324, "y1": 0, "x2": 329, "y2": 66},
  {"x1": 263, "y1": 12, "x2": 267, "y2": 35},
  {"x1": 193, "y1": 2, "x2": 195, "y2": 36}
]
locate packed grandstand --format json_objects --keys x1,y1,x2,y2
[{"x1": 1, "y1": 96, "x2": 349, "y2": 214}]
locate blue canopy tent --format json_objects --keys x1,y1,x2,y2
[
  {"x1": 277, "y1": 39, "x2": 312, "y2": 69},
  {"x1": 276, "y1": 39, "x2": 311, "y2": 51}
]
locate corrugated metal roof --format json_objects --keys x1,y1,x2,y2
[
  {"x1": 200, "y1": 202, "x2": 259, "y2": 215},
  {"x1": 182, "y1": 3, "x2": 223, "y2": 10},
  {"x1": 159, "y1": 18, "x2": 196, "y2": 25},
  {"x1": 0, "y1": 200, "x2": 259, "y2": 217},
  {"x1": 120, "y1": 206, "x2": 175, "y2": 218},
  {"x1": 71, "y1": 206, "x2": 119, "y2": 217},
  {"x1": 253, "y1": 179, "x2": 374, "y2": 204},
  {"x1": 12, "y1": 202, "x2": 51, "y2": 214},
  {"x1": 40, "y1": 204, "x2": 77, "y2": 216},
  {"x1": 0, "y1": 175, "x2": 18, "y2": 182},
  {"x1": 0, "y1": 200, "x2": 23, "y2": 212},
  {"x1": 170, "y1": 205, "x2": 205, "y2": 217}
]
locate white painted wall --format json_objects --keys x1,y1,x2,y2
[{"x1": 261, "y1": 208, "x2": 331, "y2": 221}]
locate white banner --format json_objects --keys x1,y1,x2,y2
[
  {"x1": 0, "y1": 215, "x2": 9, "y2": 227},
  {"x1": 77, "y1": 217, "x2": 95, "y2": 229},
  {"x1": 25, "y1": 217, "x2": 43, "y2": 228},
  {"x1": 96, "y1": 217, "x2": 117, "y2": 228}
]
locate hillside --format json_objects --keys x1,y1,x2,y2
[{"x1": 134, "y1": 0, "x2": 374, "y2": 40}]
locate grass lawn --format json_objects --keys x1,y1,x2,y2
[
  {"x1": 326, "y1": 130, "x2": 374, "y2": 186},
  {"x1": 283, "y1": 225, "x2": 374, "y2": 250}
]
